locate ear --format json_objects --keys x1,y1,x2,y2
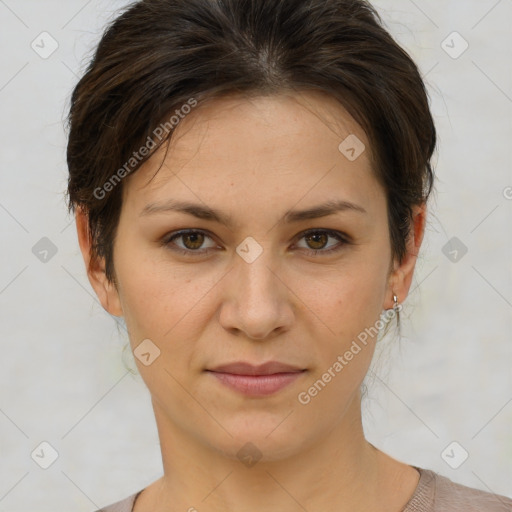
[
  {"x1": 75, "y1": 206, "x2": 124, "y2": 317},
  {"x1": 385, "y1": 202, "x2": 427, "y2": 309}
]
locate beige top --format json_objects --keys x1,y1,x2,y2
[{"x1": 96, "y1": 466, "x2": 512, "y2": 511}]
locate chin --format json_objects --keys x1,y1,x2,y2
[{"x1": 204, "y1": 417, "x2": 312, "y2": 463}]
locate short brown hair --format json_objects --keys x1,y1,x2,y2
[{"x1": 66, "y1": 0, "x2": 436, "y2": 287}]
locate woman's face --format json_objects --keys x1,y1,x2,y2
[{"x1": 84, "y1": 91, "x2": 423, "y2": 462}]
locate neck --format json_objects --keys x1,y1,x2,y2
[{"x1": 136, "y1": 390, "x2": 403, "y2": 512}]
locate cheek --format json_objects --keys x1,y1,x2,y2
[
  {"x1": 114, "y1": 249, "x2": 211, "y2": 398},
  {"x1": 291, "y1": 255, "x2": 387, "y2": 338},
  {"x1": 114, "y1": 240, "x2": 220, "y2": 353},
  {"x1": 296, "y1": 284, "x2": 383, "y2": 412},
  {"x1": 292, "y1": 252, "x2": 389, "y2": 387},
  {"x1": 113, "y1": 240, "x2": 171, "y2": 343}
]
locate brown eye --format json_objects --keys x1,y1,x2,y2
[
  {"x1": 295, "y1": 229, "x2": 349, "y2": 255},
  {"x1": 163, "y1": 230, "x2": 217, "y2": 255},
  {"x1": 304, "y1": 232, "x2": 329, "y2": 250},
  {"x1": 181, "y1": 232, "x2": 205, "y2": 250}
]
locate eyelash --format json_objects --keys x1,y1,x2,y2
[{"x1": 161, "y1": 229, "x2": 350, "y2": 257}]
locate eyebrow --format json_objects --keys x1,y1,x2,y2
[{"x1": 139, "y1": 198, "x2": 367, "y2": 227}]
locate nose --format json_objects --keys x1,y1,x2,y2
[{"x1": 218, "y1": 246, "x2": 294, "y2": 340}]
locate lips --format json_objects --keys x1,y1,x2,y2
[
  {"x1": 207, "y1": 361, "x2": 306, "y2": 376},
  {"x1": 205, "y1": 361, "x2": 307, "y2": 396}
]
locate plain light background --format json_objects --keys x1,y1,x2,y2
[{"x1": 0, "y1": 0, "x2": 511, "y2": 510}]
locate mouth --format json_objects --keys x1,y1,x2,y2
[
  {"x1": 206, "y1": 361, "x2": 306, "y2": 376},
  {"x1": 205, "y1": 361, "x2": 307, "y2": 396}
]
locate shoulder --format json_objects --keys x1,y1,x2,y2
[
  {"x1": 93, "y1": 490, "x2": 143, "y2": 512},
  {"x1": 408, "y1": 467, "x2": 512, "y2": 512}
]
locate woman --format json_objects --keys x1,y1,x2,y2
[{"x1": 66, "y1": 0, "x2": 512, "y2": 510}]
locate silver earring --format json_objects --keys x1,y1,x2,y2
[{"x1": 393, "y1": 293, "x2": 399, "y2": 312}]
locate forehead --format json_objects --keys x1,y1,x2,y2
[
  {"x1": 156, "y1": 91, "x2": 369, "y2": 167},
  {"x1": 122, "y1": 91, "x2": 384, "y2": 218}
]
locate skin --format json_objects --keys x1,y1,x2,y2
[{"x1": 76, "y1": 90, "x2": 426, "y2": 512}]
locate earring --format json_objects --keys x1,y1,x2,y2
[
  {"x1": 392, "y1": 292, "x2": 401, "y2": 337},
  {"x1": 392, "y1": 293, "x2": 400, "y2": 312}
]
